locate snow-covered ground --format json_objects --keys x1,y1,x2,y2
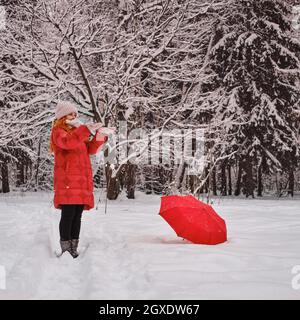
[{"x1": 0, "y1": 190, "x2": 300, "y2": 300}]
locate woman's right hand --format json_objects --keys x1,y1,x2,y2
[{"x1": 86, "y1": 122, "x2": 103, "y2": 133}]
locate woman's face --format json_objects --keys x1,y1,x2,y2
[{"x1": 65, "y1": 112, "x2": 77, "y2": 120}]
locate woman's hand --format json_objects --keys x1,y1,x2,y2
[
  {"x1": 98, "y1": 127, "x2": 116, "y2": 135},
  {"x1": 95, "y1": 127, "x2": 116, "y2": 141},
  {"x1": 86, "y1": 122, "x2": 103, "y2": 133},
  {"x1": 95, "y1": 131, "x2": 106, "y2": 141}
]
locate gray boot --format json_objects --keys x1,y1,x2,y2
[
  {"x1": 59, "y1": 240, "x2": 72, "y2": 256},
  {"x1": 70, "y1": 239, "x2": 79, "y2": 258}
]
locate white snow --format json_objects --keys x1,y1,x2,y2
[{"x1": 0, "y1": 191, "x2": 300, "y2": 300}]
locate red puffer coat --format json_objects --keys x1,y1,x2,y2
[{"x1": 51, "y1": 125, "x2": 106, "y2": 211}]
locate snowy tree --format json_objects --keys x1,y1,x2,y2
[
  {"x1": 1, "y1": 0, "x2": 299, "y2": 197},
  {"x1": 198, "y1": 0, "x2": 300, "y2": 197}
]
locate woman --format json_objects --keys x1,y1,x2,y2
[{"x1": 50, "y1": 101, "x2": 111, "y2": 258}]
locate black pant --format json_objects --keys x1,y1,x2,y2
[{"x1": 59, "y1": 204, "x2": 84, "y2": 241}]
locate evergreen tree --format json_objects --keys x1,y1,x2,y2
[{"x1": 202, "y1": 0, "x2": 300, "y2": 197}]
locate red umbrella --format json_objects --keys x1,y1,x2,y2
[{"x1": 159, "y1": 195, "x2": 227, "y2": 245}]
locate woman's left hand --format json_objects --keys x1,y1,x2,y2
[
  {"x1": 95, "y1": 127, "x2": 116, "y2": 141},
  {"x1": 95, "y1": 130, "x2": 107, "y2": 141}
]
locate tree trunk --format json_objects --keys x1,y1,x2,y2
[
  {"x1": 16, "y1": 160, "x2": 25, "y2": 187},
  {"x1": 125, "y1": 162, "x2": 136, "y2": 199},
  {"x1": 105, "y1": 163, "x2": 120, "y2": 200},
  {"x1": 173, "y1": 160, "x2": 187, "y2": 194},
  {"x1": 234, "y1": 159, "x2": 242, "y2": 196},
  {"x1": 144, "y1": 166, "x2": 152, "y2": 194},
  {"x1": 93, "y1": 166, "x2": 104, "y2": 188},
  {"x1": 203, "y1": 165, "x2": 209, "y2": 194},
  {"x1": 221, "y1": 162, "x2": 227, "y2": 196},
  {"x1": 257, "y1": 163, "x2": 263, "y2": 197},
  {"x1": 1, "y1": 158, "x2": 10, "y2": 193},
  {"x1": 243, "y1": 157, "x2": 255, "y2": 198},
  {"x1": 288, "y1": 167, "x2": 294, "y2": 197},
  {"x1": 151, "y1": 166, "x2": 162, "y2": 194},
  {"x1": 212, "y1": 166, "x2": 217, "y2": 196},
  {"x1": 188, "y1": 175, "x2": 196, "y2": 194},
  {"x1": 227, "y1": 164, "x2": 232, "y2": 196},
  {"x1": 35, "y1": 136, "x2": 42, "y2": 191},
  {"x1": 145, "y1": 133, "x2": 153, "y2": 194},
  {"x1": 275, "y1": 171, "x2": 281, "y2": 197}
]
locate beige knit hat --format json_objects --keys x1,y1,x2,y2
[{"x1": 55, "y1": 101, "x2": 78, "y2": 120}]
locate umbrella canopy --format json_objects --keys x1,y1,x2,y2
[{"x1": 159, "y1": 195, "x2": 227, "y2": 245}]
